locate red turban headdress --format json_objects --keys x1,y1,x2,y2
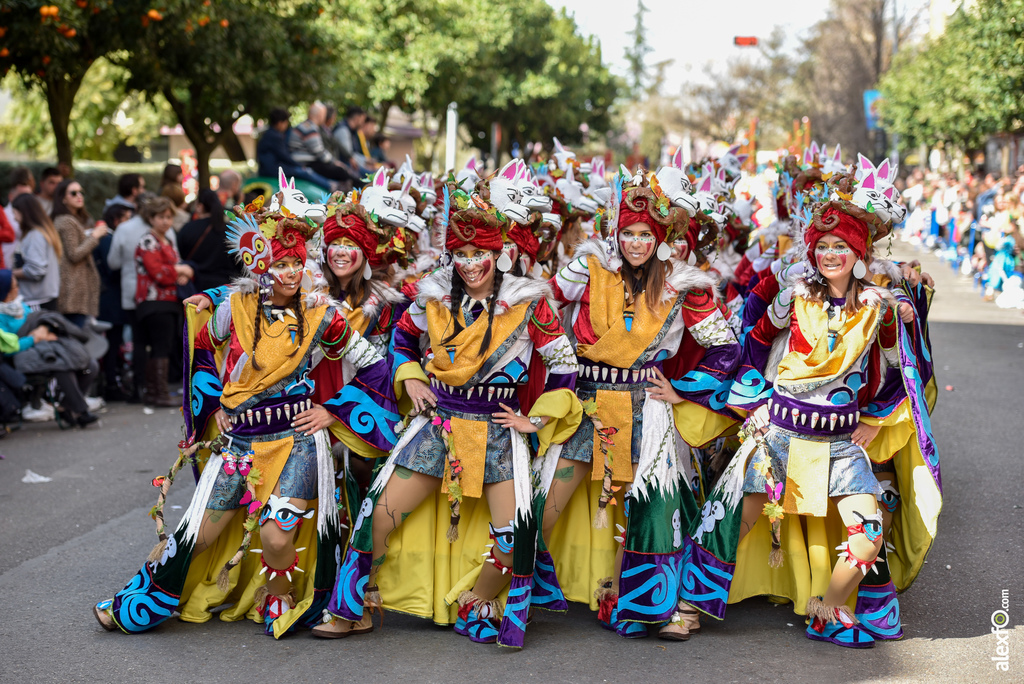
[
  {"x1": 617, "y1": 187, "x2": 671, "y2": 244},
  {"x1": 805, "y1": 207, "x2": 869, "y2": 262},
  {"x1": 507, "y1": 224, "x2": 540, "y2": 260},
  {"x1": 323, "y1": 210, "x2": 386, "y2": 268},
  {"x1": 446, "y1": 210, "x2": 505, "y2": 252},
  {"x1": 269, "y1": 222, "x2": 308, "y2": 265}
]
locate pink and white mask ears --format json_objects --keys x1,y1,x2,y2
[
  {"x1": 278, "y1": 167, "x2": 288, "y2": 190},
  {"x1": 672, "y1": 147, "x2": 684, "y2": 169},
  {"x1": 373, "y1": 167, "x2": 389, "y2": 188},
  {"x1": 499, "y1": 160, "x2": 518, "y2": 181}
]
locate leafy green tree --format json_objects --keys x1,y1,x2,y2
[
  {"x1": 623, "y1": 0, "x2": 651, "y2": 99},
  {"x1": 881, "y1": 0, "x2": 1024, "y2": 152},
  {"x1": 440, "y1": 3, "x2": 619, "y2": 156},
  {"x1": 0, "y1": 0, "x2": 152, "y2": 169},
  {"x1": 118, "y1": 0, "x2": 334, "y2": 187},
  {"x1": 0, "y1": 58, "x2": 170, "y2": 160}
]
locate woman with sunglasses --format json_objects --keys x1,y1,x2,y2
[{"x1": 51, "y1": 180, "x2": 108, "y2": 328}]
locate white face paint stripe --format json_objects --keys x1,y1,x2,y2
[
  {"x1": 814, "y1": 245, "x2": 853, "y2": 257},
  {"x1": 453, "y1": 253, "x2": 490, "y2": 267}
]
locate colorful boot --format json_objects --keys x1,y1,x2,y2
[
  {"x1": 454, "y1": 591, "x2": 499, "y2": 644},
  {"x1": 658, "y1": 602, "x2": 701, "y2": 641},
  {"x1": 595, "y1": 577, "x2": 647, "y2": 639},
  {"x1": 255, "y1": 588, "x2": 295, "y2": 637},
  {"x1": 805, "y1": 596, "x2": 875, "y2": 649},
  {"x1": 854, "y1": 545, "x2": 903, "y2": 640},
  {"x1": 530, "y1": 550, "x2": 568, "y2": 612},
  {"x1": 93, "y1": 599, "x2": 117, "y2": 632}
]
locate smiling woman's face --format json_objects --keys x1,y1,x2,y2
[
  {"x1": 327, "y1": 238, "x2": 364, "y2": 280},
  {"x1": 452, "y1": 244, "x2": 495, "y2": 291},
  {"x1": 268, "y1": 255, "x2": 303, "y2": 299},
  {"x1": 619, "y1": 222, "x2": 656, "y2": 268},
  {"x1": 813, "y1": 234, "x2": 856, "y2": 283}
]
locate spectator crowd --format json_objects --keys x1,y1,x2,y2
[
  {"x1": 895, "y1": 166, "x2": 1024, "y2": 310},
  {"x1": 255, "y1": 102, "x2": 391, "y2": 191},
  {"x1": 0, "y1": 163, "x2": 247, "y2": 432}
]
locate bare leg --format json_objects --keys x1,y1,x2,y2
[
  {"x1": 874, "y1": 472, "x2": 900, "y2": 536},
  {"x1": 369, "y1": 467, "x2": 441, "y2": 584},
  {"x1": 822, "y1": 493, "x2": 883, "y2": 606},
  {"x1": 314, "y1": 466, "x2": 440, "y2": 638},
  {"x1": 259, "y1": 491, "x2": 308, "y2": 598},
  {"x1": 470, "y1": 480, "x2": 516, "y2": 601},
  {"x1": 540, "y1": 458, "x2": 590, "y2": 544},
  {"x1": 738, "y1": 493, "x2": 768, "y2": 544},
  {"x1": 193, "y1": 507, "x2": 241, "y2": 556}
]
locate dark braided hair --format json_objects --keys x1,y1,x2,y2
[
  {"x1": 440, "y1": 253, "x2": 503, "y2": 357},
  {"x1": 441, "y1": 270, "x2": 467, "y2": 347},
  {"x1": 477, "y1": 267, "x2": 504, "y2": 356},
  {"x1": 250, "y1": 287, "x2": 306, "y2": 371}
]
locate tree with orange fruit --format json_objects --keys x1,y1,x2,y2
[{"x1": 0, "y1": 1, "x2": 151, "y2": 169}]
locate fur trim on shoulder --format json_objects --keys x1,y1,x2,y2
[
  {"x1": 792, "y1": 279, "x2": 813, "y2": 300},
  {"x1": 665, "y1": 260, "x2": 720, "y2": 303},
  {"x1": 230, "y1": 276, "x2": 259, "y2": 295},
  {"x1": 360, "y1": 279, "x2": 406, "y2": 319},
  {"x1": 859, "y1": 284, "x2": 898, "y2": 312},
  {"x1": 494, "y1": 275, "x2": 553, "y2": 315},
  {"x1": 415, "y1": 268, "x2": 452, "y2": 305},
  {"x1": 573, "y1": 237, "x2": 621, "y2": 273},
  {"x1": 869, "y1": 256, "x2": 904, "y2": 285},
  {"x1": 304, "y1": 289, "x2": 343, "y2": 310}
]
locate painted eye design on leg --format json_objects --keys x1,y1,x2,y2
[
  {"x1": 876, "y1": 479, "x2": 900, "y2": 513},
  {"x1": 852, "y1": 510, "x2": 884, "y2": 542},
  {"x1": 488, "y1": 522, "x2": 515, "y2": 554},
  {"x1": 258, "y1": 494, "x2": 315, "y2": 532}
]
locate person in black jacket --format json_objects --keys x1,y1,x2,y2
[
  {"x1": 176, "y1": 190, "x2": 244, "y2": 292},
  {"x1": 256, "y1": 108, "x2": 335, "y2": 189}
]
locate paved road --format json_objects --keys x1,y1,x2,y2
[{"x1": 1, "y1": 246, "x2": 1021, "y2": 683}]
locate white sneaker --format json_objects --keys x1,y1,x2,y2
[
  {"x1": 23, "y1": 404, "x2": 55, "y2": 422},
  {"x1": 86, "y1": 396, "x2": 106, "y2": 412}
]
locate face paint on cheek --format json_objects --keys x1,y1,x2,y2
[
  {"x1": 328, "y1": 245, "x2": 360, "y2": 261},
  {"x1": 453, "y1": 253, "x2": 493, "y2": 282},
  {"x1": 620, "y1": 234, "x2": 655, "y2": 255}
]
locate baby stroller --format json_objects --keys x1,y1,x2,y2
[{"x1": 16, "y1": 313, "x2": 107, "y2": 429}]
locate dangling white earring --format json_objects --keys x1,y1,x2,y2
[
  {"x1": 687, "y1": 251, "x2": 697, "y2": 266},
  {"x1": 363, "y1": 261, "x2": 373, "y2": 280},
  {"x1": 852, "y1": 259, "x2": 867, "y2": 280},
  {"x1": 496, "y1": 252, "x2": 513, "y2": 273},
  {"x1": 532, "y1": 262, "x2": 543, "y2": 279},
  {"x1": 656, "y1": 242, "x2": 672, "y2": 261}
]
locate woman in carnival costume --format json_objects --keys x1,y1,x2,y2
[
  {"x1": 317, "y1": 189, "x2": 582, "y2": 648},
  {"x1": 538, "y1": 171, "x2": 740, "y2": 641},
  {"x1": 93, "y1": 205, "x2": 401, "y2": 638},
  {"x1": 681, "y1": 163, "x2": 940, "y2": 648},
  {"x1": 311, "y1": 199, "x2": 412, "y2": 500}
]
